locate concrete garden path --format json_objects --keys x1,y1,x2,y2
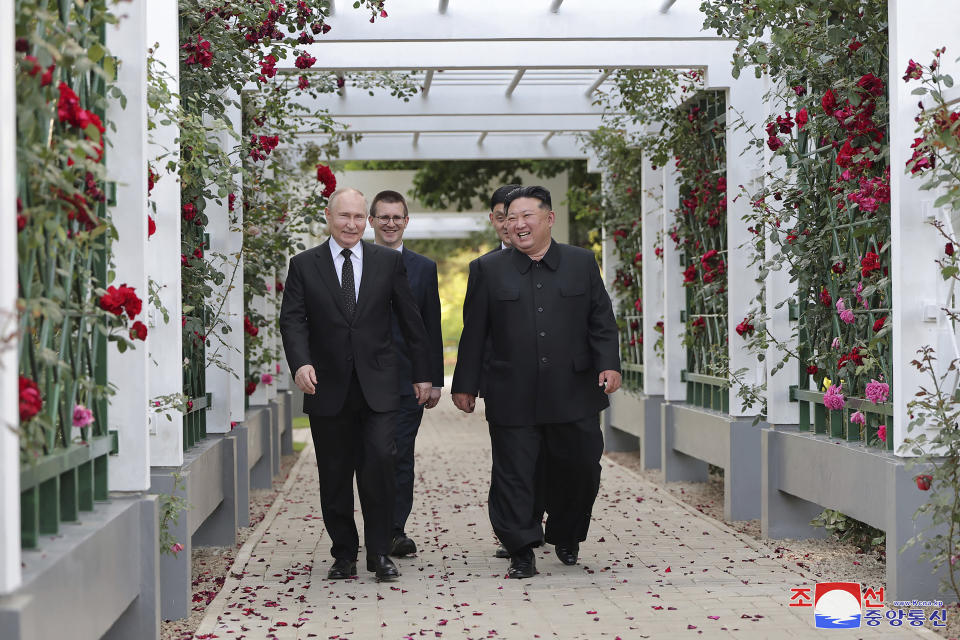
[{"x1": 197, "y1": 396, "x2": 931, "y2": 639}]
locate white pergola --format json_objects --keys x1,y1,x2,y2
[{"x1": 1, "y1": 0, "x2": 954, "y2": 600}]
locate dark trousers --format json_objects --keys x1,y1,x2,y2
[
  {"x1": 308, "y1": 373, "x2": 398, "y2": 560},
  {"x1": 488, "y1": 414, "x2": 603, "y2": 554},
  {"x1": 392, "y1": 393, "x2": 425, "y2": 535}
]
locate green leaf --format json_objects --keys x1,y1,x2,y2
[{"x1": 88, "y1": 42, "x2": 106, "y2": 63}]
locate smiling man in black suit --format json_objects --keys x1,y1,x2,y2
[
  {"x1": 452, "y1": 185, "x2": 621, "y2": 579},
  {"x1": 367, "y1": 190, "x2": 444, "y2": 558},
  {"x1": 279, "y1": 187, "x2": 432, "y2": 582}
]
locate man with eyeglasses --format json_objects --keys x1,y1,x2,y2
[
  {"x1": 452, "y1": 185, "x2": 621, "y2": 579},
  {"x1": 279, "y1": 187, "x2": 433, "y2": 582},
  {"x1": 368, "y1": 190, "x2": 444, "y2": 559}
]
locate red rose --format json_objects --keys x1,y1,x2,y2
[
  {"x1": 148, "y1": 216, "x2": 156, "y2": 238},
  {"x1": 873, "y1": 316, "x2": 886, "y2": 332},
  {"x1": 294, "y1": 52, "x2": 316, "y2": 69},
  {"x1": 245, "y1": 380, "x2": 257, "y2": 396},
  {"x1": 683, "y1": 264, "x2": 697, "y2": 284},
  {"x1": 129, "y1": 321, "x2": 148, "y2": 341},
  {"x1": 806, "y1": 365, "x2": 818, "y2": 375},
  {"x1": 855, "y1": 73, "x2": 885, "y2": 97},
  {"x1": 848, "y1": 40, "x2": 863, "y2": 54},
  {"x1": 821, "y1": 89, "x2": 837, "y2": 113},
  {"x1": 316, "y1": 164, "x2": 337, "y2": 198},
  {"x1": 244, "y1": 316, "x2": 259, "y2": 337},
  {"x1": 182, "y1": 203, "x2": 196, "y2": 221},
  {"x1": 916, "y1": 474, "x2": 932, "y2": 491},
  {"x1": 946, "y1": 242, "x2": 955, "y2": 256},
  {"x1": 19, "y1": 375, "x2": 43, "y2": 422},
  {"x1": 99, "y1": 286, "x2": 126, "y2": 316},
  {"x1": 860, "y1": 251, "x2": 881, "y2": 277},
  {"x1": 795, "y1": 108, "x2": 808, "y2": 130},
  {"x1": 276, "y1": 281, "x2": 284, "y2": 292},
  {"x1": 820, "y1": 287, "x2": 832, "y2": 307},
  {"x1": 903, "y1": 59, "x2": 923, "y2": 82},
  {"x1": 40, "y1": 64, "x2": 54, "y2": 87},
  {"x1": 298, "y1": 75, "x2": 309, "y2": 90},
  {"x1": 767, "y1": 136, "x2": 784, "y2": 151},
  {"x1": 735, "y1": 319, "x2": 755, "y2": 337}
]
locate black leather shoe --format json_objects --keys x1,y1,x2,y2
[
  {"x1": 494, "y1": 545, "x2": 510, "y2": 559},
  {"x1": 367, "y1": 554, "x2": 400, "y2": 581},
  {"x1": 507, "y1": 550, "x2": 536, "y2": 579},
  {"x1": 327, "y1": 558, "x2": 357, "y2": 580},
  {"x1": 390, "y1": 534, "x2": 417, "y2": 557},
  {"x1": 555, "y1": 543, "x2": 579, "y2": 566}
]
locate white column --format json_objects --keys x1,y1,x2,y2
[
  {"x1": 265, "y1": 283, "x2": 279, "y2": 402},
  {"x1": 662, "y1": 162, "x2": 686, "y2": 402},
  {"x1": 889, "y1": 0, "x2": 960, "y2": 453},
  {"x1": 205, "y1": 99, "x2": 244, "y2": 433},
  {"x1": 105, "y1": 0, "x2": 150, "y2": 491},
  {"x1": 763, "y1": 83, "x2": 798, "y2": 427},
  {"x1": 147, "y1": 0, "x2": 184, "y2": 465},
  {"x1": 0, "y1": 0, "x2": 22, "y2": 594},
  {"x1": 721, "y1": 75, "x2": 765, "y2": 418},
  {"x1": 641, "y1": 153, "x2": 665, "y2": 396},
  {"x1": 248, "y1": 293, "x2": 270, "y2": 406}
]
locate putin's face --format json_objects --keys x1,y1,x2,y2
[{"x1": 325, "y1": 190, "x2": 367, "y2": 249}]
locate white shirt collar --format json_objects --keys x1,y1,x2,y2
[{"x1": 330, "y1": 237, "x2": 363, "y2": 260}]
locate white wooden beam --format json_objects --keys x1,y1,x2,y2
[
  {"x1": 641, "y1": 154, "x2": 665, "y2": 396},
  {"x1": 662, "y1": 162, "x2": 685, "y2": 402},
  {"x1": 107, "y1": 0, "x2": 151, "y2": 490},
  {"x1": 412, "y1": 131, "x2": 420, "y2": 145},
  {"x1": 281, "y1": 40, "x2": 738, "y2": 72},
  {"x1": 297, "y1": 114, "x2": 605, "y2": 134},
  {"x1": 293, "y1": 133, "x2": 586, "y2": 160},
  {"x1": 505, "y1": 69, "x2": 525, "y2": 97},
  {"x1": 477, "y1": 131, "x2": 488, "y2": 144},
  {"x1": 299, "y1": 2, "x2": 711, "y2": 43},
  {"x1": 286, "y1": 86, "x2": 614, "y2": 117},
  {"x1": 0, "y1": 0, "x2": 21, "y2": 595}
]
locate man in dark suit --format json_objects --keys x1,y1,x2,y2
[
  {"x1": 279, "y1": 187, "x2": 432, "y2": 582},
  {"x1": 366, "y1": 190, "x2": 444, "y2": 558},
  {"x1": 452, "y1": 185, "x2": 622, "y2": 579}
]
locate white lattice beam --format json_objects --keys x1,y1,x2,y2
[{"x1": 296, "y1": 133, "x2": 586, "y2": 160}]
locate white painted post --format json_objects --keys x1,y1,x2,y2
[
  {"x1": 641, "y1": 153, "x2": 665, "y2": 397},
  {"x1": 719, "y1": 74, "x2": 765, "y2": 418},
  {"x1": 763, "y1": 81, "x2": 799, "y2": 427},
  {"x1": 0, "y1": 0, "x2": 22, "y2": 594},
  {"x1": 147, "y1": 0, "x2": 184, "y2": 466},
  {"x1": 888, "y1": 0, "x2": 960, "y2": 453},
  {"x1": 248, "y1": 291, "x2": 270, "y2": 407},
  {"x1": 265, "y1": 283, "x2": 279, "y2": 402},
  {"x1": 204, "y1": 99, "x2": 244, "y2": 433},
  {"x1": 662, "y1": 162, "x2": 686, "y2": 402},
  {"x1": 106, "y1": 0, "x2": 150, "y2": 491}
]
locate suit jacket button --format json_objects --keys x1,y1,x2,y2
[
  {"x1": 536, "y1": 283, "x2": 542, "y2": 289},
  {"x1": 537, "y1": 307, "x2": 543, "y2": 312},
  {"x1": 541, "y1": 356, "x2": 548, "y2": 364},
  {"x1": 539, "y1": 331, "x2": 546, "y2": 337}
]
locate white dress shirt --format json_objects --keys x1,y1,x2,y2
[{"x1": 330, "y1": 238, "x2": 363, "y2": 301}]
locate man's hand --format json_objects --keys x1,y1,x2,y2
[
  {"x1": 452, "y1": 392, "x2": 476, "y2": 413},
  {"x1": 413, "y1": 381, "x2": 432, "y2": 405},
  {"x1": 295, "y1": 364, "x2": 317, "y2": 395},
  {"x1": 425, "y1": 387, "x2": 442, "y2": 409},
  {"x1": 598, "y1": 370, "x2": 622, "y2": 394}
]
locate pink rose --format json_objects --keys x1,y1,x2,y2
[
  {"x1": 865, "y1": 379, "x2": 889, "y2": 404},
  {"x1": 261, "y1": 373, "x2": 274, "y2": 385},
  {"x1": 877, "y1": 424, "x2": 887, "y2": 443},
  {"x1": 72, "y1": 404, "x2": 94, "y2": 429},
  {"x1": 823, "y1": 384, "x2": 845, "y2": 411},
  {"x1": 850, "y1": 411, "x2": 866, "y2": 426}
]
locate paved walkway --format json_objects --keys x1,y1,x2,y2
[{"x1": 197, "y1": 397, "x2": 930, "y2": 639}]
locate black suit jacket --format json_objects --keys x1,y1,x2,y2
[
  {"x1": 279, "y1": 240, "x2": 431, "y2": 416},
  {"x1": 391, "y1": 247, "x2": 444, "y2": 395},
  {"x1": 452, "y1": 241, "x2": 620, "y2": 426}
]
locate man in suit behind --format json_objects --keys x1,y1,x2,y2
[
  {"x1": 279, "y1": 187, "x2": 432, "y2": 582},
  {"x1": 366, "y1": 190, "x2": 444, "y2": 557},
  {"x1": 452, "y1": 185, "x2": 622, "y2": 579}
]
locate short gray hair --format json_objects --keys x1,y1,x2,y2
[{"x1": 327, "y1": 187, "x2": 367, "y2": 212}]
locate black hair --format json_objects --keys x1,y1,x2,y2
[
  {"x1": 490, "y1": 184, "x2": 521, "y2": 211},
  {"x1": 369, "y1": 190, "x2": 409, "y2": 217},
  {"x1": 503, "y1": 185, "x2": 552, "y2": 212}
]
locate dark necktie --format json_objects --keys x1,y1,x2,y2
[{"x1": 340, "y1": 248, "x2": 357, "y2": 316}]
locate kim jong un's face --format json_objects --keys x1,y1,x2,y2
[{"x1": 506, "y1": 196, "x2": 554, "y2": 257}]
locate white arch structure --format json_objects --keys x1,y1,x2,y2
[{"x1": 0, "y1": 0, "x2": 957, "y2": 607}]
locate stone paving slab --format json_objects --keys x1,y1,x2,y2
[{"x1": 197, "y1": 399, "x2": 932, "y2": 639}]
